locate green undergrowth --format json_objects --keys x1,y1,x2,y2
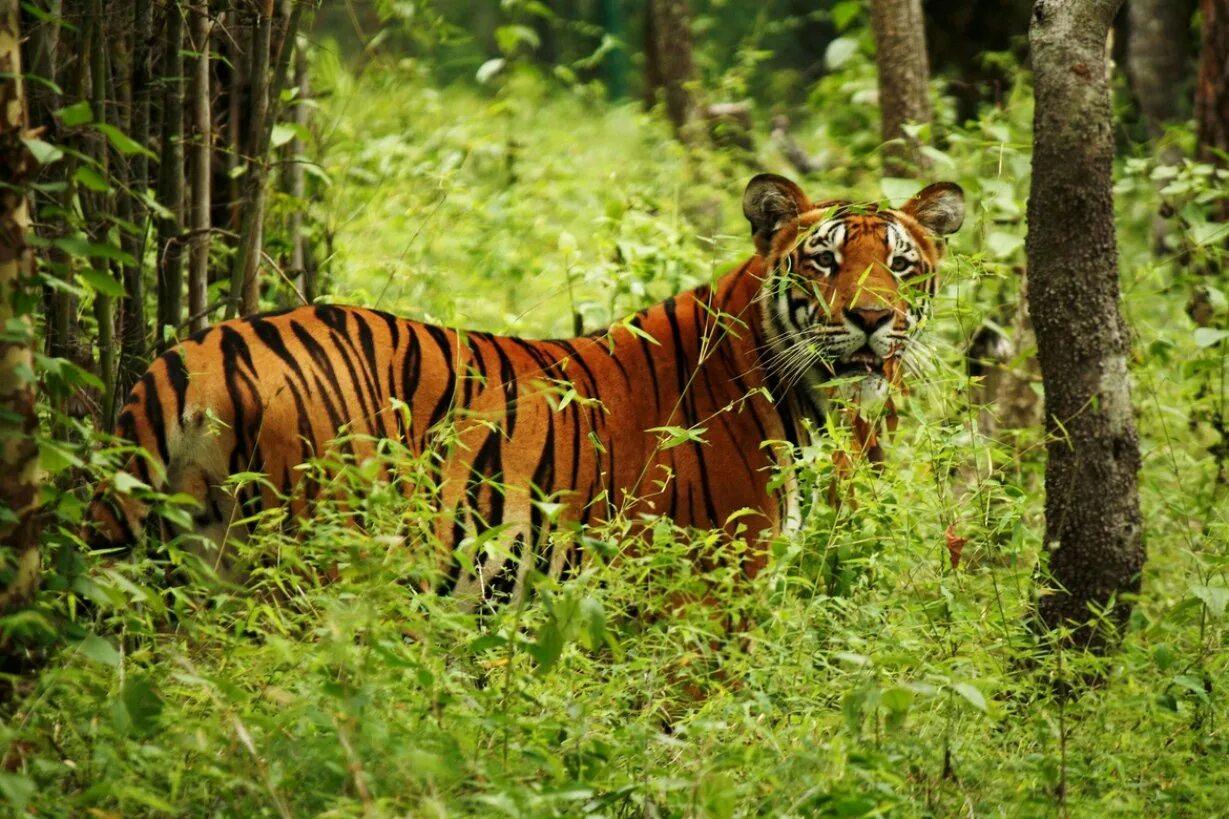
[{"x1": 6, "y1": 53, "x2": 1229, "y2": 817}]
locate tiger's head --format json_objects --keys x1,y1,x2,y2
[{"x1": 743, "y1": 173, "x2": 965, "y2": 414}]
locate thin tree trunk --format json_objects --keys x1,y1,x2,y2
[
  {"x1": 228, "y1": 0, "x2": 304, "y2": 318},
  {"x1": 188, "y1": 0, "x2": 211, "y2": 334},
  {"x1": 25, "y1": 0, "x2": 73, "y2": 365},
  {"x1": 228, "y1": 1, "x2": 274, "y2": 317},
  {"x1": 643, "y1": 0, "x2": 697, "y2": 142},
  {"x1": 870, "y1": 0, "x2": 933, "y2": 177},
  {"x1": 224, "y1": 7, "x2": 247, "y2": 237},
  {"x1": 50, "y1": 14, "x2": 84, "y2": 384},
  {"x1": 86, "y1": 0, "x2": 117, "y2": 425},
  {"x1": 600, "y1": 0, "x2": 628, "y2": 100},
  {"x1": 1127, "y1": 0, "x2": 1194, "y2": 138},
  {"x1": 155, "y1": 1, "x2": 185, "y2": 340},
  {"x1": 1027, "y1": 0, "x2": 1143, "y2": 651},
  {"x1": 287, "y1": 38, "x2": 312, "y2": 301},
  {"x1": 0, "y1": 0, "x2": 43, "y2": 653},
  {"x1": 118, "y1": 0, "x2": 154, "y2": 398},
  {"x1": 1196, "y1": 0, "x2": 1229, "y2": 184}
]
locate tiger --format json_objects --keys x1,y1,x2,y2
[{"x1": 84, "y1": 173, "x2": 964, "y2": 605}]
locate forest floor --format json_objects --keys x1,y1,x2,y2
[{"x1": 8, "y1": 58, "x2": 1228, "y2": 817}]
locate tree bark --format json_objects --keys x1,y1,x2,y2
[
  {"x1": 155, "y1": 2, "x2": 185, "y2": 341},
  {"x1": 188, "y1": 0, "x2": 211, "y2": 334},
  {"x1": 1196, "y1": 0, "x2": 1229, "y2": 171},
  {"x1": 1126, "y1": 0, "x2": 1194, "y2": 138},
  {"x1": 870, "y1": 0, "x2": 933, "y2": 177},
  {"x1": 643, "y1": 0, "x2": 697, "y2": 142},
  {"x1": 0, "y1": 0, "x2": 43, "y2": 644},
  {"x1": 118, "y1": 0, "x2": 154, "y2": 398},
  {"x1": 1027, "y1": 0, "x2": 1144, "y2": 650},
  {"x1": 228, "y1": 0, "x2": 303, "y2": 318},
  {"x1": 287, "y1": 38, "x2": 312, "y2": 302},
  {"x1": 85, "y1": 0, "x2": 117, "y2": 424}
]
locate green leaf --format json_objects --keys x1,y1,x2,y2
[
  {"x1": 831, "y1": 0, "x2": 861, "y2": 31},
  {"x1": 21, "y1": 137, "x2": 63, "y2": 166},
  {"x1": 120, "y1": 675, "x2": 165, "y2": 736},
  {"x1": 55, "y1": 235, "x2": 136, "y2": 265},
  {"x1": 57, "y1": 100, "x2": 94, "y2": 126},
  {"x1": 476, "y1": 58, "x2": 506, "y2": 85},
  {"x1": 495, "y1": 24, "x2": 540, "y2": 55},
  {"x1": 78, "y1": 633, "x2": 121, "y2": 666},
  {"x1": 986, "y1": 231, "x2": 1024, "y2": 260},
  {"x1": 74, "y1": 164, "x2": 112, "y2": 193},
  {"x1": 1171, "y1": 673, "x2": 1210, "y2": 703},
  {"x1": 0, "y1": 772, "x2": 35, "y2": 812},
  {"x1": 1193, "y1": 327, "x2": 1229, "y2": 349},
  {"x1": 78, "y1": 266, "x2": 126, "y2": 298},
  {"x1": 39, "y1": 439, "x2": 84, "y2": 474},
  {"x1": 529, "y1": 619, "x2": 565, "y2": 675},
  {"x1": 649, "y1": 425, "x2": 708, "y2": 449},
  {"x1": 880, "y1": 177, "x2": 918, "y2": 208},
  {"x1": 1189, "y1": 219, "x2": 1229, "y2": 247},
  {"x1": 824, "y1": 37, "x2": 859, "y2": 70},
  {"x1": 952, "y1": 681, "x2": 987, "y2": 713},
  {"x1": 580, "y1": 596, "x2": 606, "y2": 650},
  {"x1": 882, "y1": 685, "x2": 914, "y2": 713},
  {"x1": 1190, "y1": 584, "x2": 1228, "y2": 619},
  {"x1": 270, "y1": 122, "x2": 304, "y2": 149},
  {"x1": 114, "y1": 471, "x2": 150, "y2": 494},
  {"x1": 93, "y1": 122, "x2": 156, "y2": 158}
]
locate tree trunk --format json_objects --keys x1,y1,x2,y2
[
  {"x1": 188, "y1": 0, "x2": 211, "y2": 334},
  {"x1": 227, "y1": 3, "x2": 273, "y2": 318},
  {"x1": 155, "y1": 2, "x2": 185, "y2": 341},
  {"x1": 287, "y1": 38, "x2": 312, "y2": 302},
  {"x1": 1027, "y1": 0, "x2": 1144, "y2": 651},
  {"x1": 1127, "y1": 0, "x2": 1194, "y2": 138},
  {"x1": 600, "y1": 0, "x2": 628, "y2": 100},
  {"x1": 870, "y1": 0, "x2": 934, "y2": 177},
  {"x1": 643, "y1": 0, "x2": 697, "y2": 142},
  {"x1": 228, "y1": 0, "x2": 303, "y2": 318},
  {"x1": 118, "y1": 0, "x2": 154, "y2": 398},
  {"x1": 1197, "y1": 0, "x2": 1229, "y2": 172},
  {"x1": 86, "y1": 0, "x2": 117, "y2": 425},
  {"x1": 0, "y1": 0, "x2": 43, "y2": 650}
]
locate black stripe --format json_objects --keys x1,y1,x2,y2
[
  {"x1": 423, "y1": 325, "x2": 457, "y2": 432},
  {"x1": 164, "y1": 349, "x2": 190, "y2": 423},
  {"x1": 489, "y1": 337, "x2": 519, "y2": 437},
  {"x1": 629, "y1": 315, "x2": 661, "y2": 413},
  {"x1": 140, "y1": 372, "x2": 171, "y2": 467}
]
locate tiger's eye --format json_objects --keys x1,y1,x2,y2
[
  {"x1": 815, "y1": 250, "x2": 837, "y2": 268},
  {"x1": 890, "y1": 256, "x2": 910, "y2": 272}
]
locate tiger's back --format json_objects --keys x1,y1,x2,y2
[{"x1": 91, "y1": 266, "x2": 788, "y2": 596}]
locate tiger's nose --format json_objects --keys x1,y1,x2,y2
[{"x1": 844, "y1": 307, "x2": 893, "y2": 334}]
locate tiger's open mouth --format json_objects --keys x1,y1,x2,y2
[{"x1": 832, "y1": 347, "x2": 886, "y2": 377}]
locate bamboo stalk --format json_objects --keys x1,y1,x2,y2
[
  {"x1": 188, "y1": 0, "x2": 211, "y2": 333},
  {"x1": 155, "y1": 0, "x2": 185, "y2": 342}
]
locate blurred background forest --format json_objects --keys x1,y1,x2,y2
[{"x1": 1, "y1": 0, "x2": 1227, "y2": 815}]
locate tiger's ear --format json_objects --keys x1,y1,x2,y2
[
  {"x1": 743, "y1": 173, "x2": 811, "y2": 255},
  {"x1": 901, "y1": 182, "x2": 965, "y2": 237}
]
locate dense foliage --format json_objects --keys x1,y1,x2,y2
[{"x1": 2, "y1": 4, "x2": 1227, "y2": 816}]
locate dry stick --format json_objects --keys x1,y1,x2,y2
[
  {"x1": 155, "y1": 1, "x2": 186, "y2": 343},
  {"x1": 188, "y1": 1, "x2": 212, "y2": 333}
]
